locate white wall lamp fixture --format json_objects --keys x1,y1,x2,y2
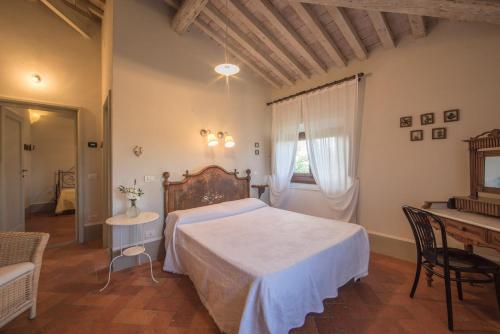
[
  {"x1": 200, "y1": 129, "x2": 235, "y2": 148},
  {"x1": 31, "y1": 74, "x2": 42, "y2": 84}
]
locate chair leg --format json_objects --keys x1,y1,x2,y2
[
  {"x1": 425, "y1": 264, "x2": 434, "y2": 287},
  {"x1": 29, "y1": 305, "x2": 36, "y2": 320},
  {"x1": 444, "y1": 269, "x2": 454, "y2": 331},
  {"x1": 455, "y1": 271, "x2": 463, "y2": 301},
  {"x1": 495, "y1": 272, "x2": 500, "y2": 310},
  {"x1": 410, "y1": 256, "x2": 422, "y2": 298}
]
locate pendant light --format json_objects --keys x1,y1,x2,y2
[{"x1": 214, "y1": 0, "x2": 239, "y2": 77}]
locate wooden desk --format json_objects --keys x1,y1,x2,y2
[{"x1": 423, "y1": 203, "x2": 500, "y2": 253}]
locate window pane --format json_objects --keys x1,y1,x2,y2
[{"x1": 294, "y1": 140, "x2": 310, "y2": 173}]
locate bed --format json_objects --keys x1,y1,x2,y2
[
  {"x1": 163, "y1": 165, "x2": 369, "y2": 334},
  {"x1": 54, "y1": 167, "x2": 76, "y2": 215}
]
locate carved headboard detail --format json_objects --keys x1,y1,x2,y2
[{"x1": 163, "y1": 165, "x2": 251, "y2": 218}]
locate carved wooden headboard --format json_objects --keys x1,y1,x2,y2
[{"x1": 163, "y1": 165, "x2": 251, "y2": 217}]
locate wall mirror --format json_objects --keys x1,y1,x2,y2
[
  {"x1": 454, "y1": 129, "x2": 500, "y2": 217},
  {"x1": 480, "y1": 151, "x2": 500, "y2": 192}
]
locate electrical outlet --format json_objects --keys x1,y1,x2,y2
[
  {"x1": 144, "y1": 230, "x2": 155, "y2": 238},
  {"x1": 144, "y1": 175, "x2": 156, "y2": 183}
]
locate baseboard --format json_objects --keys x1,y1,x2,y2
[
  {"x1": 368, "y1": 231, "x2": 416, "y2": 263},
  {"x1": 84, "y1": 224, "x2": 102, "y2": 242},
  {"x1": 111, "y1": 238, "x2": 165, "y2": 272},
  {"x1": 367, "y1": 231, "x2": 500, "y2": 264},
  {"x1": 28, "y1": 202, "x2": 55, "y2": 214}
]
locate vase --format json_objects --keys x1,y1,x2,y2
[{"x1": 126, "y1": 199, "x2": 140, "y2": 218}]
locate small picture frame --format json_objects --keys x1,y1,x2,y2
[
  {"x1": 410, "y1": 130, "x2": 423, "y2": 141},
  {"x1": 432, "y1": 127, "x2": 447, "y2": 140},
  {"x1": 444, "y1": 109, "x2": 459, "y2": 122},
  {"x1": 400, "y1": 116, "x2": 412, "y2": 128},
  {"x1": 420, "y1": 113, "x2": 434, "y2": 125}
]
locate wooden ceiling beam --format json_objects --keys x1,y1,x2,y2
[
  {"x1": 325, "y1": 7, "x2": 367, "y2": 60},
  {"x1": 408, "y1": 15, "x2": 426, "y2": 38},
  {"x1": 203, "y1": 3, "x2": 295, "y2": 85},
  {"x1": 292, "y1": 0, "x2": 500, "y2": 25},
  {"x1": 368, "y1": 11, "x2": 395, "y2": 48},
  {"x1": 228, "y1": 0, "x2": 310, "y2": 80},
  {"x1": 40, "y1": 0, "x2": 91, "y2": 38},
  {"x1": 171, "y1": 0, "x2": 209, "y2": 34},
  {"x1": 164, "y1": 0, "x2": 282, "y2": 88},
  {"x1": 253, "y1": 0, "x2": 327, "y2": 74},
  {"x1": 289, "y1": 2, "x2": 346, "y2": 67}
]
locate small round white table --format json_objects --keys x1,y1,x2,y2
[{"x1": 100, "y1": 211, "x2": 160, "y2": 292}]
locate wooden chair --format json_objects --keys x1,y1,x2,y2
[
  {"x1": 402, "y1": 206, "x2": 500, "y2": 331},
  {"x1": 0, "y1": 232, "x2": 49, "y2": 328}
]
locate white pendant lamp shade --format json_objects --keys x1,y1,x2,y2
[
  {"x1": 214, "y1": 63, "x2": 240, "y2": 77},
  {"x1": 207, "y1": 133, "x2": 219, "y2": 146},
  {"x1": 224, "y1": 134, "x2": 235, "y2": 148}
]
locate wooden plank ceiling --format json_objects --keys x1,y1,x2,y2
[
  {"x1": 166, "y1": 0, "x2": 500, "y2": 88},
  {"x1": 164, "y1": 0, "x2": 433, "y2": 87}
]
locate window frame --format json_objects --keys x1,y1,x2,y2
[{"x1": 291, "y1": 132, "x2": 316, "y2": 184}]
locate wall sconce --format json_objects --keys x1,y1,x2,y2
[
  {"x1": 31, "y1": 74, "x2": 42, "y2": 84},
  {"x1": 29, "y1": 111, "x2": 41, "y2": 124},
  {"x1": 200, "y1": 129, "x2": 235, "y2": 148}
]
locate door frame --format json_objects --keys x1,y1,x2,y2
[
  {"x1": 0, "y1": 107, "x2": 25, "y2": 231},
  {"x1": 102, "y1": 91, "x2": 112, "y2": 248},
  {"x1": 0, "y1": 97, "x2": 83, "y2": 243}
]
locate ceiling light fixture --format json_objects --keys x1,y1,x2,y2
[{"x1": 214, "y1": 0, "x2": 239, "y2": 77}]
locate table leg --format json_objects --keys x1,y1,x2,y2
[
  {"x1": 141, "y1": 252, "x2": 159, "y2": 283},
  {"x1": 100, "y1": 254, "x2": 124, "y2": 292}
]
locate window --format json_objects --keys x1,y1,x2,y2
[{"x1": 291, "y1": 132, "x2": 316, "y2": 184}]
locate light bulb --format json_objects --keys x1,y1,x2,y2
[
  {"x1": 207, "y1": 133, "x2": 218, "y2": 146},
  {"x1": 224, "y1": 135, "x2": 235, "y2": 148}
]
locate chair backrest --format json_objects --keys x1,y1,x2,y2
[{"x1": 402, "y1": 206, "x2": 448, "y2": 264}]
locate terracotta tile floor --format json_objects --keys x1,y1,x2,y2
[
  {"x1": 25, "y1": 212, "x2": 75, "y2": 246},
  {"x1": 2, "y1": 243, "x2": 499, "y2": 334}
]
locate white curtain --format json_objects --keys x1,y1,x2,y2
[
  {"x1": 269, "y1": 99, "x2": 301, "y2": 206},
  {"x1": 303, "y1": 79, "x2": 360, "y2": 222}
]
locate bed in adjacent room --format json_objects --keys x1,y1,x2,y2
[
  {"x1": 54, "y1": 167, "x2": 76, "y2": 215},
  {"x1": 163, "y1": 165, "x2": 369, "y2": 334}
]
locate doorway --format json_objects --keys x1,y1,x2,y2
[{"x1": 0, "y1": 100, "x2": 79, "y2": 247}]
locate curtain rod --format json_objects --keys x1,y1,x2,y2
[{"x1": 266, "y1": 72, "x2": 364, "y2": 106}]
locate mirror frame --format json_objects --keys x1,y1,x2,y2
[
  {"x1": 477, "y1": 150, "x2": 500, "y2": 194},
  {"x1": 468, "y1": 129, "x2": 500, "y2": 199}
]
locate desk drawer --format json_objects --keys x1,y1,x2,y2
[
  {"x1": 490, "y1": 231, "x2": 500, "y2": 248},
  {"x1": 443, "y1": 218, "x2": 487, "y2": 244}
]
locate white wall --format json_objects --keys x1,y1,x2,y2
[
  {"x1": 272, "y1": 22, "x2": 500, "y2": 246},
  {"x1": 110, "y1": 0, "x2": 272, "y2": 246},
  {"x1": 0, "y1": 0, "x2": 102, "y2": 229},
  {"x1": 30, "y1": 112, "x2": 76, "y2": 205}
]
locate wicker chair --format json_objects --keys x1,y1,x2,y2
[{"x1": 0, "y1": 232, "x2": 49, "y2": 328}]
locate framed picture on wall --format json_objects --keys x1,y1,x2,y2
[
  {"x1": 444, "y1": 109, "x2": 459, "y2": 122},
  {"x1": 400, "y1": 116, "x2": 412, "y2": 128},
  {"x1": 410, "y1": 130, "x2": 423, "y2": 141},
  {"x1": 432, "y1": 127, "x2": 447, "y2": 139},
  {"x1": 420, "y1": 113, "x2": 434, "y2": 125}
]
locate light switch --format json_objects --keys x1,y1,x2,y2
[{"x1": 144, "y1": 175, "x2": 156, "y2": 183}]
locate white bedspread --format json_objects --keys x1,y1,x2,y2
[
  {"x1": 55, "y1": 188, "x2": 76, "y2": 214},
  {"x1": 163, "y1": 198, "x2": 369, "y2": 334}
]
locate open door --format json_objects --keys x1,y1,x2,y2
[{"x1": 0, "y1": 106, "x2": 25, "y2": 231}]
